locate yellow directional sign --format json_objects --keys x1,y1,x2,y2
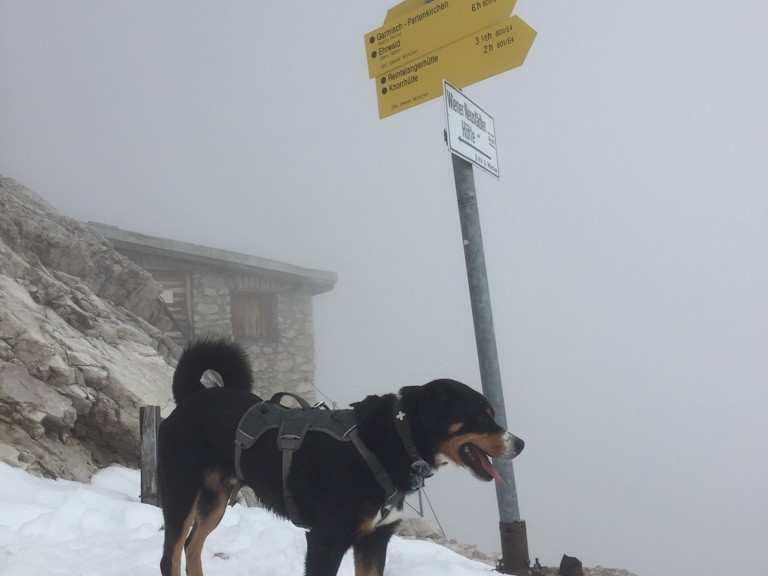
[
  {"x1": 385, "y1": 0, "x2": 426, "y2": 22},
  {"x1": 376, "y1": 15, "x2": 536, "y2": 119},
  {"x1": 365, "y1": 0, "x2": 517, "y2": 79}
]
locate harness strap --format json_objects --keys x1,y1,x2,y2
[
  {"x1": 234, "y1": 404, "x2": 263, "y2": 481},
  {"x1": 281, "y1": 443, "x2": 304, "y2": 527},
  {"x1": 277, "y1": 414, "x2": 313, "y2": 528},
  {"x1": 234, "y1": 437, "x2": 246, "y2": 480},
  {"x1": 393, "y1": 399, "x2": 433, "y2": 490},
  {"x1": 347, "y1": 427, "x2": 404, "y2": 518},
  {"x1": 270, "y1": 392, "x2": 312, "y2": 409}
]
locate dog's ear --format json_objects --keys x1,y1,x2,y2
[
  {"x1": 399, "y1": 383, "x2": 453, "y2": 461},
  {"x1": 398, "y1": 385, "x2": 421, "y2": 401},
  {"x1": 400, "y1": 383, "x2": 449, "y2": 435},
  {"x1": 399, "y1": 385, "x2": 430, "y2": 421}
]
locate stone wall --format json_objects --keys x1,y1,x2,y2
[
  {"x1": 191, "y1": 272, "x2": 232, "y2": 337},
  {"x1": 247, "y1": 291, "x2": 315, "y2": 401},
  {"x1": 190, "y1": 271, "x2": 316, "y2": 402}
]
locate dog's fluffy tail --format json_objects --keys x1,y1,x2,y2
[{"x1": 172, "y1": 339, "x2": 253, "y2": 403}]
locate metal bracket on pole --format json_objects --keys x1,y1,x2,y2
[{"x1": 451, "y1": 154, "x2": 529, "y2": 574}]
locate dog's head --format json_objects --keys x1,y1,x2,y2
[{"x1": 403, "y1": 379, "x2": 524, "y2": 483}]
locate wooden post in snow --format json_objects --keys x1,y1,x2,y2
[{"x1": 140, "y1": 405, "x2": 161, "y2": 506}]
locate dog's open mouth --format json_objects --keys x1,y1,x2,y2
[{"x1": 458, "y1": 443, "x2": 503, "y2": 483}]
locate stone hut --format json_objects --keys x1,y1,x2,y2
[{"x1": 88, "y1": 222, "x2": 336, "y2": 401}]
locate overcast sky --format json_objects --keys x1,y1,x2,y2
[{"x1": 2, "y1": 2, "x2": 767, "y2": 575}]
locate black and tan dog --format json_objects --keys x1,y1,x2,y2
[{"x1": 158, "y1": 340, "x2": 524, "y2": 576}]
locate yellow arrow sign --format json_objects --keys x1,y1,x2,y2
[
  {"x1": 376, "y1": 15, "x2": 536, "y2": 119},
  {"x1": 385, "y1": 0, "x2": 428, "y2": 22},
  {"x1": 365, "y1": 0, "x2": 517, "y2": 79}
]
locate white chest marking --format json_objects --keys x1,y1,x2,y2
[{"x1": 371, "y1": 506, "x2": 404, "y2": 529}]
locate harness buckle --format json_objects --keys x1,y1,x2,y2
[
  {"x1": 385, "y1": 490, "x2": 402, "y2": 506},
  {"x1": 381, "y1": 490, "x2": 404, "y2": 520},
  {"x1": 409, "y1": 459, "x2": 433, "y2": 490},
  {"x1": 411, "y1": 459, "x2": 433, "y2": 479}
]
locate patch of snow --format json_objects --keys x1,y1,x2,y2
[
  {"x1": 0, "y1": 463, "x2": 500, "y2": 576},
  {"x1": 89, "y1": 466, "x2": 141, "y2": 500}
]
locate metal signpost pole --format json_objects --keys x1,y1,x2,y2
[
  {"x1": 451, "y1": 154, "x2": 529, "y2": 574},
  {"x1": 364, "y1": 1, "x2": 537, "y2": 569}
]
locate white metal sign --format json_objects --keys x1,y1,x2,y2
[{"x1": 443, "y1": 80, "x2": 499, "y2": 178}]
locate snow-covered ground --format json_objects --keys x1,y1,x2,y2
[{"x1": 0, "y1": 463, "x2": 499, "y2": 576}]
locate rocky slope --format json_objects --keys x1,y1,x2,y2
[{"x1": 0, "y1": 176, "x2": 178, "y2": 480}]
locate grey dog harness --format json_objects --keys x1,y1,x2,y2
[{"x1": 234, "y1": 392, "x2": 404, "y2": 529}]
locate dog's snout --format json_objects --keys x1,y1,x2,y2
[{"x1": 501, "y1": 432, "x2": 525, "y2": 459}]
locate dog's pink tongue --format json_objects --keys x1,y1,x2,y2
[{"x1": 479, "y1": 453, "x2": 505, "y2": 484}]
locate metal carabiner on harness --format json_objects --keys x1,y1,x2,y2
[{"x1": 409, "y1": 459, "x2": 433, "y2": 490}]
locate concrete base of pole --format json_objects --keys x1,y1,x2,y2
[{"x1": 497, "y1": 520, "x2": 530, "y2": 575}]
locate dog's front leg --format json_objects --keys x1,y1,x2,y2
[
  {"x1": 353, "y1": 524, "x2": 397, "y2": 576},
  {"x1": 304, "y1": 530, "x2": 351, "y2": 576}
]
